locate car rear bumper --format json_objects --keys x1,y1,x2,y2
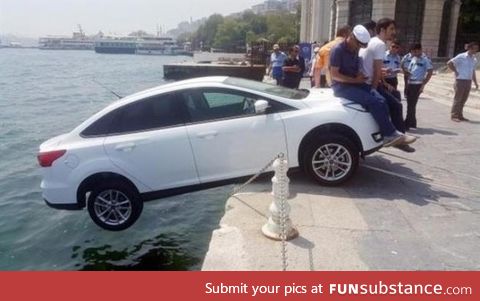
[
  {"x1": 41, "y1": 179, "x2": 78, "y2": 207},
  {"x1": 44, "y1": 198, "x2": 82, "y2": 210}
]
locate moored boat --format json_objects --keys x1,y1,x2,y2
[
  {"x1": 39, "y1": 25, "x2": 94, "y2": 50},
  {"x1": 94, "y1": 36, "x2": 137, "y2": 54}
]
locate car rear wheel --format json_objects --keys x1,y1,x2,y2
[
  {"x1": 304, "y1": 134, "x2": 359, "y2": 186},
  {"x1": 87, "y1": 181, "x2": 143, "y2": 231}
]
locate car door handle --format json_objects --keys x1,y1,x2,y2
[
  {"x1": 196, "y1": 131, "x2": 218, "y2": 139},
  {"x1": 114, "y1": 142, "x2": 136, "y2": 152}
]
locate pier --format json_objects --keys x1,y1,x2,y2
[{"x1": 202, "y1": 71, "x2": 480, "y2": 270}]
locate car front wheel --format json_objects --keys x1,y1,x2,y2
[
  {"x1": 87, "y1": 181, "x2": 143, "y2": 231},
  {"x1": 304, "y1": 134, "x2": 359, "y2": 186}
]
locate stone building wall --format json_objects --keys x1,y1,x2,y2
[{"x1": 300, "y1": 0, "x2": 461, "y2": 58}]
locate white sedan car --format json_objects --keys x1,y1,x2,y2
[{"x1": 38, "y1": 77, "x2": 383, "y2": 231}]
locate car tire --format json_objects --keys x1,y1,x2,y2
[
  {"x1": 87, "y1": 181, "x2": 143, "y2": 231},
  {"x1": 303, "y1": 134, "x2": 359, "y2": 186}
]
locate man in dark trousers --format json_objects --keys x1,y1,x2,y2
[
  {"x1": 281, "y1": 47, "x2": 302, "y2": 89},
  {"x1": 447, "y1": 41, "x2": 479, "y2": 122},
  {"x1": 293, "y1": 45, "x2": 306, "y2": 88},
  {"x1": 404, "y1": 43, "x2": 433, "y2": 130}
]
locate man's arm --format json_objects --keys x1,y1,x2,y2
[
  {"x1": 330, "y1": 66, "x2": 366, "y2": 84},
  {"x1": 283, "y1": 65, "x2": 301, "y2": 72},
  {"x1": 420, "y1": 69, "x2": 433, "y2": 93},
  {"x1": 401, "y1": 56, "x2": 410, "y2": 75},
  {"x1": 473, "y1": 70, "x2": 478, "y2": 89},
  {"x1": 447, "y1": 60, "x2": 458, "y2": 77},
  {"x1": 267, "y1": 54, "x2": 273, "y2": 75},
  {"x1": 372, "y1": 59, "x2": 383, "y2": 89}
]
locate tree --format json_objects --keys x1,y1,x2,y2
[
  {"x1": 189, "y1": 8, "x2": 300, "y2": 51},
  {"x1": 213, "y1": 19, "x2": 248, "y2": 51},
  {"x1": 265, "y1": 12, "x2": 299, "y2": 44},
  {"x1": 192, "y1": 14, "x2": 224, "y2": 50}
]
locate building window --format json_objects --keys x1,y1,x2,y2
[
  {"x1": 395, "y1": 0, "x2": 425, "y2": 52},
  {"x1": 348, "y1": 0, "x2": 372, "y2": 26}
]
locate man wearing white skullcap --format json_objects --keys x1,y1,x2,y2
[{"x1": 329, "y1": 25, "x2": 414, "y2": 148}]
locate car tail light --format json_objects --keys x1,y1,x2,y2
[{"x1": 37, "y1": 150, "x2": 66, "y2": 167}]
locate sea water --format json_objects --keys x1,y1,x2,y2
[{"x1": 0, "y1": 48, "x2": 229, "y2": 270}]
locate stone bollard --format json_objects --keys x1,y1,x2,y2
[{"x1": 262, "y1": 154, "x2": 298, "y2": 241}]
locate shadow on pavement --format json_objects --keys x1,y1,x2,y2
[
  {"x1": 408, "y1": 127, "x2": 458, "y2": 136},
  {"x1": 247, "y1": 156, "x2": 459, "y2": 208}
]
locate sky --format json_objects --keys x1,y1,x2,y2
[{"x1": 0, "y1": 0, "x2": 262, "y2": 38}]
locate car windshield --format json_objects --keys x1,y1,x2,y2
[{"x1": 223, "y1": 77, "x2": 309, "y2": 100}]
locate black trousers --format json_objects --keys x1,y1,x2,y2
[
  {"x1": 384, "y1": 77, "x2": 398, "y2": 90},
  {"x1": 405, "y1": 83, "x2": 422, "y2": 129},
  {"x1": 378, "y1": 84, "x2": 405, "y2": 133}
]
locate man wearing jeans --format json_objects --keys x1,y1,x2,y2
[
  {"x1": 359, "y1": 18, "x2": 415, "y2": 152},
  {"x1": 329, "y1": 25, "x2": 413, "y2": 147},
  {"x1": 447, "y1": 41, "x2": 479, "y2": 122}
]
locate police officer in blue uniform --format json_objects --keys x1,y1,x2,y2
[{"x1": 404, "y1": 43, "x2": 433, "y2": 130}]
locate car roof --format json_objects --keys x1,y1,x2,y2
[{"x1": 126, "y1": 76, "x2": 229, "y2": 100}]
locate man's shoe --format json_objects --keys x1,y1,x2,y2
[
  {"x1": 383, "y1": 132, "x2": 405, "y2": 147},
  {"x1": 451, "y1": 117, "x2": 461, "y2": 122},
  {"x1": 460, "y1": 116, "x2": 470, "y2": 121},
  {"x1": 402, "y1": 134, "x2": 417, "y2": 145},
  {"x1": 394, "y1": 144, "x2": 416, "y2": 153}
]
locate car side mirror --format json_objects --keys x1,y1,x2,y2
[{"x1": 254, "y1": 100, "x2": 269, "y2": 114}]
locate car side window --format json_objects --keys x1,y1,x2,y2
[
  {"x1": 81, "y1": 93, "x2": 186, "y2": 136},
  {"x1": 110, "y1": 93, "x2": 186, "y2": 134},
  {"x1": 183, "y1": 88, "x2": 257, "y2": 123}
]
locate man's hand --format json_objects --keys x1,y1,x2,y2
[
  {"x1": 475, "y1": 82, "x2": 479, "y2": 90},
  {"x1": 354, "y1": 73, "x2": 368, "y2": 84},
  {"x1": 384, "y1": 82, "x2": 395, "y2": 92}
]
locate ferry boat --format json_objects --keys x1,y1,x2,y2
[
  {"x1": 95, "y1": 35, "x2": 193, "y2": 56},
  {"x1": 136, "y1": 36, "x2": 178, "y2": 55},
  {"x1": 94, "y1": 36, "x2": 137, "y2": 54},
  {"x1": 39, "y1": 26, "x2": 94, "y2": 50}
]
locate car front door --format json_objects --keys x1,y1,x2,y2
[
  {"x1": 103, "y1": 92, "x2": 199, "y2": 191},
  {"x1": 182, "y1": 87, "x2": 288, "y2": 183}
]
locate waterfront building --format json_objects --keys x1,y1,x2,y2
[{"x1": 300, "y1": 0, "x2": 463, "y2": 58}]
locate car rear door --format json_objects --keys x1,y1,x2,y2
[
  {"x1": 103, "y1": 92, "x2": 199, "y2": 191},
  {"x1": 181, "y1": 87, "x2": 288, "y2": 183}
]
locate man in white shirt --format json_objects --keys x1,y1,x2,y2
[
  {"x1": 447, "y1": 41, "x2": 479, "y2": 122},
  {"x1": 268, "y1": 44, "x2": 287, "y2": 85},
  {"x1": 359, "y1": 18, "x2": 415, "y2": 151}
]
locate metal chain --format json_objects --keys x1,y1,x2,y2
[
  {"x1": 279, "y1": 157, "x2": 288, "y2": 271},
  {"x1": 230, "y1": 153, "x2": 289, "y2": 271},
  {"x1": 230, "y1": 153, "x2": 284, "y2": 197}
]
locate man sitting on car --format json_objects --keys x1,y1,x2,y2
[{"x1": 329, "y1": 24, "x2": 416, "y2": 148}]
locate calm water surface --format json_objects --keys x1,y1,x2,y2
[{"x1": 0, "y1": 48, "x2": 230, "y2": 270}]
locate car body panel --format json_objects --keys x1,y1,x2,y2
[
  {"x1": 103, "y1": 126, "x2": 199, "y2": 191},
  {"x1": 186, "y1": 112, "x2": 287, "y2": 183}
]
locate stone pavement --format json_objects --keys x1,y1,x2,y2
[{"x1": 202, "y1": 73, "x2": 480, "y2": 271}]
